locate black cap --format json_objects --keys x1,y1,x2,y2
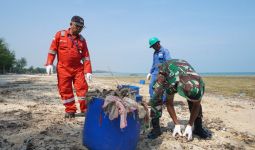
[{"x1": 71, "y1": 16, "x2": 84, "y2": 26}]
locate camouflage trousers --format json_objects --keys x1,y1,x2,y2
[
  {"x1": 150, "y1": 98, "x2": 163, "y2": 119},
  {"x1": 150, "y1": 97, "x2": 203, "y2": 119}
]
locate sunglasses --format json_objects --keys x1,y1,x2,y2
[{"x1": 73, "y1": 23, "x2": 84, "y2": 29}]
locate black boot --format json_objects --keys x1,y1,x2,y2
[
  {"x1": 147, "y1": 118, "x2": 162, "y2": 139},
  {"x1": 193, "y1": 117, "x2": 212, "y2": 139},
  {"x1": 65, "y1": 112, "x2": 75, "y2": 119}
]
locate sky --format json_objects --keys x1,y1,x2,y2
[{"x1": 0, "y1": 0, "x2": 255, "y2": 73}]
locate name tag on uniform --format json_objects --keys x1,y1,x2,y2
[{"x1": 158, "y1": 53, "x2": 163, "y2": 58}]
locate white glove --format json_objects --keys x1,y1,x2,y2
[
  {"x1": 172, "y1": 124, "x2": 182, "y2": 137},
  {"x1": 146, "y1": 73, "x2": 151, "y2": 80},
  {"x1": 86, "y1": 73, "x2": 93, "y2": 82},
  {"x1": 183, "y1": 125, "x2": 193, "y2": 141},
  {"x1": 46, "y1": 65, "x2": 53, "y2": 75}
]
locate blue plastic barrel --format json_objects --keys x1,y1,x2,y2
[
  {"x1": 135, "y1": 95, "x2": 143, "y2": 103},
  {"x1": 139, "y1": 80, "x2": 145, "y2": 85},
  {"x1": 83, "y1": 98, "x2": 140, "y2": 150}
]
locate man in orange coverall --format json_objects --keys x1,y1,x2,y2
[{"x1": 45, "y1": 16, "x2": 92, "y2": 119}]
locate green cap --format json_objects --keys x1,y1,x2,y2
[{"x1": 149, "y1": 37, "x2": 160, "y2": 48}]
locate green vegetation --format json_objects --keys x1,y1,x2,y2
[
  {"x1": 0, "y1": 39, "x2": 15, "y2": 73},
  {"x1": 203, "y1": 76, "x2": 255, "y2": 99},
  {"x1": 0, "y1": 38, "x2": 46, "y2": 74}
]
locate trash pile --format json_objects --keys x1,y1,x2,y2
[{"x1": 86, "y1": 86, "x2": 149, "y2": 129}]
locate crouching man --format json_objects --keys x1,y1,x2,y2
[{"x1": 148, "y1": 59, "x2": 211, "y2": 140}]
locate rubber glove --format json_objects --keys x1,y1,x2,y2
[
  {"x1": 146, "y1": 73, "x2": 151, "y2": 80},
  {"x1": 86, "y1": 73, "x2": 93, "y2": 82},
  {"x1": 172, "y1": 124, "x2": 182, "y2": 137},
  {"x1": 46, "y1": 65, "x2": 53, "y2": 75},
  {"x1": 183, "y1": 125, "x2": 193, "y2": 141}
]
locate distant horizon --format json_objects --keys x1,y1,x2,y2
[
  {"x1": 21, "y1": 67, "x2": 255, "y2": 74},
  {"x1": 93, "y1": 70, "x2": 255, "y2": 74}
]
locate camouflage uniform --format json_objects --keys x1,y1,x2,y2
[{"x1": 150, "y1": 59, "x2": 205, "y2": 119}]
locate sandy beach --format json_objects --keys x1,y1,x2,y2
[{"x1": 0, "y1": 74, "x2": 255, "y2": 150}]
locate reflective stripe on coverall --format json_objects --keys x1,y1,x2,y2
[{"x1": 46, "y1": 29, "x2": 92, "y2": 113}]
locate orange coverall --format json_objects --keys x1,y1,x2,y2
[{"x1": 45, "y1": 28, "x2": 92, "y2": 113}]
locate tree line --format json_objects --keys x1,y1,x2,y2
[{"x1": 0, "y1": 38, "x2": 46, "y2": 74}]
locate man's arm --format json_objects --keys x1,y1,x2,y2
[
  {"x1": 149, "y1": 54, "x2": 155, "y2": 74},
  {"x1": 166, "y1": 93, "x2": 183, "y2": 137},
  {"x1": 164, "y1": 49, "x2": 171, "y2": 61},
  {"x1": 166, "y1": 94, "x2": 178, "y2": 124},
  {"x1": 82, "y1": 40, "x2": 92, "y2": 73},
  {"x1": 45, "y1": 32, "x2": 60, "y2": 66},
  {"x1": 188, "y1": 101, "x2": 201, "y2": 126},
  {"x1": 183, "y1": 100, "x2": 201, "y2": 140}
]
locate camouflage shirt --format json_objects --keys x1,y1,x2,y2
[{"x1": 151, "y1": 59, "x2": 205, "y2": 103}]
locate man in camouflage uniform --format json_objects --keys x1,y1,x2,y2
[{"x1": 148, "y1": 59, "x2": 211, "y2": 140}]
